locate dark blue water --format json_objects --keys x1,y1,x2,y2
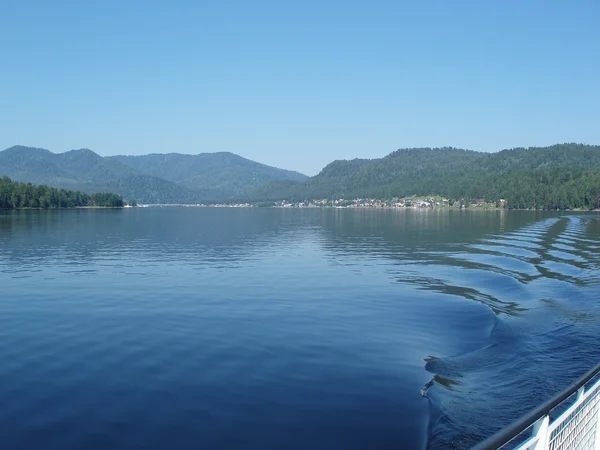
[{"x1": 0, "y1": 208, "x2": 598, "y2": 449}]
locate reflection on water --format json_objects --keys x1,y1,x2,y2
[{"x1": 0, "y1": 208, "x2": 598, "y2": 449}]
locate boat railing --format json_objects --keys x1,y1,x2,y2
[{"x1": 472, "y1": 362, "x2": 600, "y2": 450}]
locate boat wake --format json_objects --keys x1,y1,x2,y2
[{"x1": 422, "y1": 215, "x2": 600, "y2": 449}]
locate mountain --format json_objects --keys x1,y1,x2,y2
[
  {"x1": 243, "y1": 143, "x2": 600, "y2": 209},
  {"x1": 109, "y1": 152, "x2": 307, "y2": 198},
  {"x1": 305, "y1": 143, "x2": 600, "y2": 199},
  {"x1": 3, "y1": 143, "x2": 599, "y2": 209},
  {"x1": 0, "y1": 146, "x2": 213, "y2": 204},
  {"x1": 0, "y1": 146, "x2": 308, "y2": 204}
]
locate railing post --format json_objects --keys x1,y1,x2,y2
[
  {"x1": 531, "y1": 415, "x2": 550, "y2": 450},
  {"x1": 471, "y1": 364, "x2": 600, "y2": 450},
  {"x1": 595, "y1": 394, "x2": 600, "y2": 450}
]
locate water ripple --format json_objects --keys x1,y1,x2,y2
[{"x1": 0, "y1": 209, "x2": 598, "y2": 450}]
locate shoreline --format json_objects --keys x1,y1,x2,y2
[
  {"x1": 0, "y1": 206, "x2": 126, "y2": 211},
  {"x1": 128, "y1": 204, "x2": 600, "y2": 212},
  {"x1": 3, "y1": 204, "x2": 598, "y2": 212}
]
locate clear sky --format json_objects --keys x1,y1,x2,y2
[{"x1": 1, "y1": 0, "x2": 599, "y2": 175}]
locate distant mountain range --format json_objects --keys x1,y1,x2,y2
[
  {"x1": 2, "y1": 143, "x2": 600, "y2": 209},
  {"x1": 0, "y1": 146, "x2": 307, "y2": 204}
]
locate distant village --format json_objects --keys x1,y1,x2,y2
[
  {"x1": 186, "y1": 197, "x2": 508, "y2": 209},
  {"x1": 272, "y1": 197, "x2": 507, "y2": 209}
]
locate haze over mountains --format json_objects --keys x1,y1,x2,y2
[
  {"x1": 0, "y1": 146, "x2": 307, "y2": 204},
  {"x1": 1, "y1": 143, "x2": 600, "y2": 209},
  {"x1": 111, "y1": 153, "x2": 306, "y2": 197}
]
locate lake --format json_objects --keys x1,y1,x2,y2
[{"x1": 1, "y1": 208, "x2": 599, "y2": 449}]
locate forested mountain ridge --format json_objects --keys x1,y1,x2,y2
[
  {"x1": 243, "y1": 144, "x2": 600, "y2": 210},
  {"x1": 110, "y1": 152, "x2": 307, "y2": 197},
  {"x1": 0, "y1": 146, "x2": 306, "y2": 203},
  {"x1": 308, "y1": 144, "x2": 600, "y2": 196}
]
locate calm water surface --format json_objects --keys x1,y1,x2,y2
[{"x1": 0, "y1": 208, "x2": 599, "y2": 449}]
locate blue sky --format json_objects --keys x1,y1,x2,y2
[{"x1": 1, "y1": 0, "x2": 599, "y2": 175}]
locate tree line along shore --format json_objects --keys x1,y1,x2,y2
[{"x1": 0, "y1": 176, "x2": 127, "y2": 209}]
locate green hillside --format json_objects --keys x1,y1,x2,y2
[{"x1": 243, "y1": 144, "x2": 600, "y2": 210}]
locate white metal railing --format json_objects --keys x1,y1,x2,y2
[
  {"x1": 517, "y1": 378, "x2": 600, "y2": 450},
  {"x1": 472, "y1": 363, "x2": 600, "y2": 450}
]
